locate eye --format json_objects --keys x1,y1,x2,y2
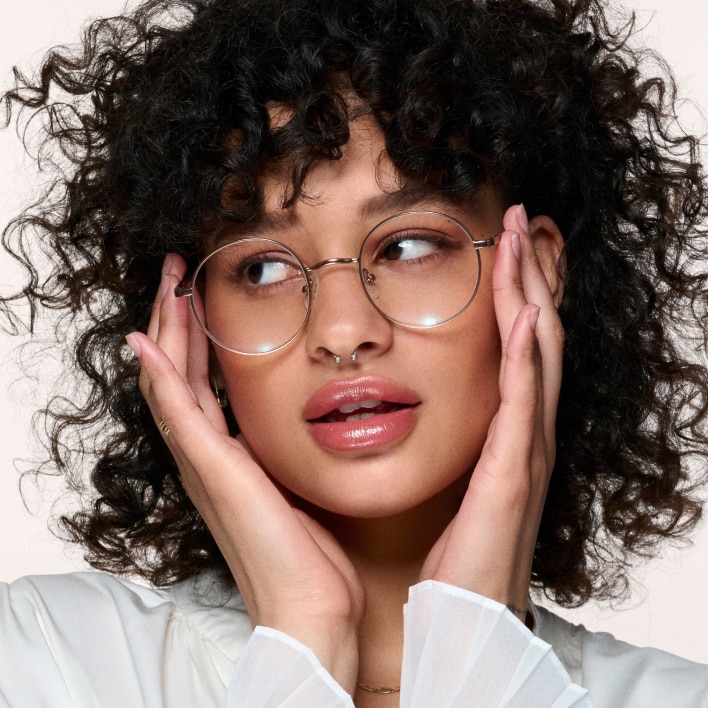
[
  {"x1": 212, "y1": 244, "x2": 305, "y2": 293},
  {"x1": 244, "y1": 259, "x2": 300, "y2": 285},
  {"x1": 378, "y1": 233, "x2": 442, "y2": 262}
]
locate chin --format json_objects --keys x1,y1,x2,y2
[{"x1": 289, "y1": 472, "x2": 469, "y2": 522}]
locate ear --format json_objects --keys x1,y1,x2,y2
[{"x1": 528, "y1": 214, "x2": 565, "y2": 307}]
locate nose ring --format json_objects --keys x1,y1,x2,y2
[{"x1": 332, "y1": 349, "x2": 358, "y2": 364}]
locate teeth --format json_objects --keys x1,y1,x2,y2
[
  {"x1": 345, "y1": 412, "x2": 378, "y2": 422},
  {"x1": 337, "y1": 399, "x2": 382, "y2": 414}
]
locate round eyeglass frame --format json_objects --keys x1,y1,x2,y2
[{"x1": 174, "y1": 210, "x2": 499, "y2": 355}]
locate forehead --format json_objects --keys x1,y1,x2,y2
[
  {"x1": 224, "y1": 117, "x2": 492, "y2": 233},
  {"x1": 261, "y1": 113, "x2": 395, "y2": 202}
]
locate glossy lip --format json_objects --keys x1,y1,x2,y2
[{"x1": 304, "y1": 376, "x2": 420, "y2": 452}]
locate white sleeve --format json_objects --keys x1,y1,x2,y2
[
  {"x1": 223, "y1": 626, "x2": 354, "y2": 707},
  {"x1": 400, "y1": 580, "x2": 592, "y2": 707},
  {"x1": 225, "y1": 581, "x2": 591, "y2": 707}
]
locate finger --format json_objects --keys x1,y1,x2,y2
[
  {"x1": 185, "y1": 287, "x2": 226, "y2": 427},
  {"x1": 509, "y1": 206, "x2": 564, "y2": 449},
  {"x1": 492, "y1": 227, "x2": 528, "y2": 391},
  {"x1": 146, "y1": 257, "x2": 170, "y2": 343},
  {"x1": 140, "y1": 254, "x2": 190, "y2": 405},
  {"x1": 506, "y1": 207, "x2": 551, "y2": 306},
  {"x1": 127, "y1": 330, "x2": 238, "y2": 479},
  {"x1": 474, "y1": 303, "x2": 547, "y2": 575},
  {"x1": 478, "y1": 304, "x2": 542, "y2": 487},
  {"x1": 140, "y1": 256, "x2": 171, "y2": 396},
  {"x1": 432, "y1": 305, "x2": 544, "y2": 597},
  {"x1": 146, "y1": 256, "x2": 227, "y2": 430},
  {"x1": 153, "y1": 254, "x2": 190, "y2": 379}
]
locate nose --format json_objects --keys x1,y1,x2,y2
[{"x1": 304, "y1": 260, "x2": 393, "y2": 365}]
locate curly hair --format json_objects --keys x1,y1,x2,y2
[{"x1": 2, "y1": 0, "x2": 706, "y2": 606}]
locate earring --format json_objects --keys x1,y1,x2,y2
[{"x1": 211, "y1": 377, "x2": 229, "y2": 408}]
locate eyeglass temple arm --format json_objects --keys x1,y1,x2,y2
[
  {"x1": 174, "y1": 279, "x2": 193, "y2": 298},
  {"x1": 473, "y1": 231, "x2": 502, "y2": 249}
]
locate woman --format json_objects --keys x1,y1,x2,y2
[{"x1": 1, "y1": 0, "x2": 707, "y2": 705}]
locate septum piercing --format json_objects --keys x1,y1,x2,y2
[{"x1": 332, "y1": 349, "x2": 358, "y2": 364}]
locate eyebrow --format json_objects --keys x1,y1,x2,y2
[
  {"x1": 217, "y1": 187, "x2": 455, "y2": 244},
  {"x1": 357, "y1": 187, "x2": 450, "y2": 219}
]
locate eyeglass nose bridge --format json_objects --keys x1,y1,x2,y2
[{"x1": 303, "y1": 256, "x2": 376, "y2": 300}]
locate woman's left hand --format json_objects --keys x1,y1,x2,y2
[{"x1": 420, "y1": 204, "x2": 564, "y2": 619}]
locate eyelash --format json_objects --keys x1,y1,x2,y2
[
  {"x1": 374, "y1": 230, "x2": 452, "y2": 265},
  {"x1": 225, "y1": 252, "x2": 303, "y2": 291}
]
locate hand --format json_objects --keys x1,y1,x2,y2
[
  {"x1": 420, "y1": 204, "x2": 564, "y2": 618},
  {"x1": 126, "y1": 254, "x2": 364, "y2": 692}
]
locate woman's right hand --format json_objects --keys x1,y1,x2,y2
[
  {"x1": 126, "y1": 254, "x2": 364, "y2": 693},
  {"x1": 420, "y1": 204, "x2": 564, "y2": 617}
]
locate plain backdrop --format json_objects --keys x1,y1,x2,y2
[{"x1": 1, "y1": 0, "x2": 707, "y2": 665}]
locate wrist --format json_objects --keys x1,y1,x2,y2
[
  {"x1": 261, "y1": 615, "x2": 360, "y2": 692},
  {"x1": 505, "y1": 601, "x2": 535, "y2": 631}
]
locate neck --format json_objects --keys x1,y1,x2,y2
[
  {"x1": 302, "y1": 473, "x2": 467, "y2": 569},
  {"x1": 299, "y1": 475, "x2": 468, "y2": 700}
]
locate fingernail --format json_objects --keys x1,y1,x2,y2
[
  {"x1": 516, "y1": 204, "x2": 529, "y2": 233},
  {"x1": 159, "y1": 255, "x2": 173, "y2": 298},
  {"x1": 511, "y1": 232, "x2": 521, "y2": 260},
  {"x1": 159, "y1": 273, "x2": 171, "y2": 299},
  {"x1": 529, "y1": 306, "x2": 540, "y2": 331},
  {"x1": 125, "y1": 333, "x2": 142, "y2": 359}
]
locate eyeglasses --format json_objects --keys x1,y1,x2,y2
[{"x1": 175, "y1": 211, "x2": 497, "y2": 355}]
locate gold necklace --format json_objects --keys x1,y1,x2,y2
[{"x1": 356, "y1": 682, "x2": 401, "y2": 694}]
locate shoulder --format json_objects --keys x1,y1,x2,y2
[
  {"x1": 535, "y1": 604, "x2": 708, "y2": 708},
  {"x1": 4, "y1": 570, "x2": 168, "y2": 609},
  {"x1": 0, "y1": 571, "x2": 252, "y2": 706},
  {"x1": 1, "y1": 571, "x2": 173, "y2": 642},
  {"x1": 3, "y1": 570, "x2": 250, "y2": 653}
]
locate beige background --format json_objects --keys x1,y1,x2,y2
[{"x1": 1, "y1": 0, "x2": 707, "y2": 664}]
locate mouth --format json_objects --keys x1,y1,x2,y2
[
  {"x1": 304, "y1": 377, "x2": 420, "y2": 452},
  {"x1": 313, "y1": 399, "x2": 410, "y2": 424}
]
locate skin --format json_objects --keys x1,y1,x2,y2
[
  {"x1": 127, "y1": 118, "x2": 565, "y2": 704},
  {"x1": 216, "y1": 125, "x2": 504, "y2": 520}
]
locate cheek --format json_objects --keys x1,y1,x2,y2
[
  {"x1": 215, "y1": 350, "x2": 299, "y2": 447},
  {"x1": 434, "y1": 287, "x2": 501, "y2": 450},
  {"x1": 212, "y1": 285, "x2": 503, "y2": 511},
  {"x1": 446, "y1": 278, "x2": 501, "y2": 385},
  {"x1": 442, "y1": 316, "x2": 501, "y2": 453}
]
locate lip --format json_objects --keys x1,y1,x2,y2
[{"x1": 304, "y1": 376, "x2": 420, "y2": 452}]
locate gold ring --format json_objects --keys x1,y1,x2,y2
[{"x1": 158, "y1": 418, "x2": 170, "y2": 437}]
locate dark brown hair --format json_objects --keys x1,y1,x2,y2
[{"x1": 2, "y1": 0, "x2": 707, "y2": 605}]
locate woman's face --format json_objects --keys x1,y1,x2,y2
[{"x1": 214, "y1": 117, "x2": 504, "y2": 519}]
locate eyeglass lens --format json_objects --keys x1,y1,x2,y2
[{"x1": 191, "y1": 212, "x2": 482, "y2": 354}]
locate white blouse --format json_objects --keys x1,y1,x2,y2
[{"x1": 0, "y1": 572, "x2": 706, "y2": 707}]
